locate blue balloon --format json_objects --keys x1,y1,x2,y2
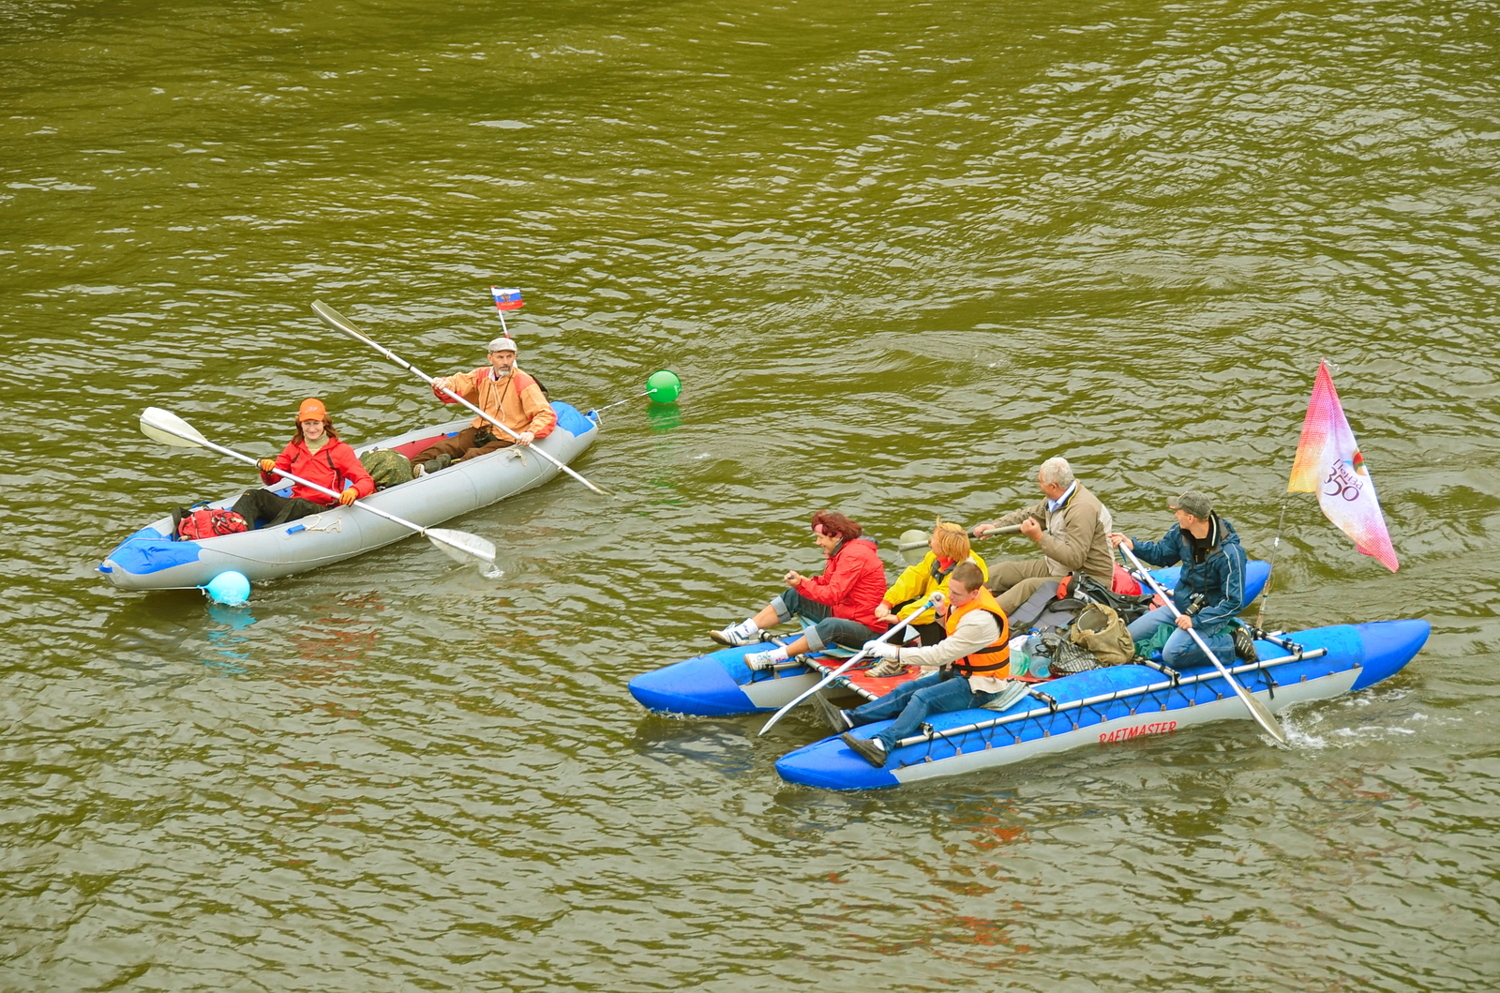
[{"x1": 203, "y1": 571, "x2": 251, "y2": 606}]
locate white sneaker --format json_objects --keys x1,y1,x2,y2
[
  {"x1": 744, "y1": 649, "x2": 783, "y2": 671},
  {"x1": 709, "y1": 624, "x2": 759, "y2": 647}
]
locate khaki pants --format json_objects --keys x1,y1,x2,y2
[
  {"x1": 985, "y1": 559, "x2": 1059, "y2": 616},
  {"x1": 415, "y1": 426, "x2": 514, "y2": 465}
]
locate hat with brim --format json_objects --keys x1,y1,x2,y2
[
  {"x1": 1168, "y1": 490, "x2": 1213, "y2": 518},
  {"x1": 487, "y1": 336, "x2": 518, "y2": 353},
  {"x1": 297, "y1": 397, "x2": 328, "y2": 422}
]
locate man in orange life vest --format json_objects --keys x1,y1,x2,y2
[
  {"x1": 811, "y1": 562, "x2": 1021, "y2": 767},
  {"x1": 412, "y1": 335, "x2": 557, "y2": 475}
]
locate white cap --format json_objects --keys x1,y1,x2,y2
[{"x1": 487, "y1": 336, "x2": 518, "y2": 353}]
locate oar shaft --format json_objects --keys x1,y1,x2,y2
[
  {"x1": 898, "y1": 523, "x2": 1020, "y2": 552},
  {"x1": 311, "y1": 301, "x2": 609, "y2": 498}
]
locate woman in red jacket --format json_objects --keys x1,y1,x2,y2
[
  {"x1": 709, "y1": 510, "x2": 889, "y2": 670},
  {"x1": 230, "y1": 398, "x2": 376, "y2": 529}
]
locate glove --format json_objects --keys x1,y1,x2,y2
[
  {"x1": 927, "y1": 591, "x2": 945, "y2": 609},
  {"x1": 258, "y1": 458, "x2": 277, "y2": 473},
  {"x1": 338, "y1": 487, "x2": 359, "y2": 506},
  {"x1": 863, "y1": 641, "x2": 900, "y2": 661}
]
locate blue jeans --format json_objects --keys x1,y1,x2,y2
[
  {"x1": 846, "y1": 670, "x2": 998, "y2": 752},
  {"x1": 1127, "y1": 605, "x2": 1234, "y2": 668},
  {"x1": 772, "y1": 588, "x2": 878, "y2": 652}
]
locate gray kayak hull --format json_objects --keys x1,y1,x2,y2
[{"x1": 99, "y1": 402, "x2": 598, "y2": 590}]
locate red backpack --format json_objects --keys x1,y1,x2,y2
[{"x1": 176, "y1": 508, "x2": 249, "y2": 541}]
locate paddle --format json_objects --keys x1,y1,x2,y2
[
  {"x1": 311, "y1": 300, "x2": 611, "y2": 498},
  {"x1": 756, "y1": 591, "x2": 941, "y2": 736},
  {"x1": 1116, "y1": 542, "x2": 1288, "y2": 745},
  {"x1": 897, "y1": 523, "x2": 1022, "y2": 554},
  {"x1": 140, "y1": 407, "x2": 502, "y2": 578}
]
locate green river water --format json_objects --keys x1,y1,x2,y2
[{"x1": 3, "y1": 1, "x2": 1499, "y2": 990}]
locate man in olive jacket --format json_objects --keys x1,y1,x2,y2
[{"x1": 972, "y1": 457, "x2": 1115, "y2": 615}]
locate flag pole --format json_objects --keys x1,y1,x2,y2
[{"x1": 1255, "y1": 496, "x2": 1290, "y2": 630}]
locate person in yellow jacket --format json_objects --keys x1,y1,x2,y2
[
  {"x1": 741, "y1": 521, "x2": 984, "y2": 671},
  {"x1": 874, "y1": 521, "x2": 988, "y2": 655},
  {"x1": 808, "y1": 562, "x2": 1024, "y2": 768}
]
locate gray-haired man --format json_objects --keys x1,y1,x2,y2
[{"x1": 972, "y1": 457, "x2": 1116, "y2": 615}]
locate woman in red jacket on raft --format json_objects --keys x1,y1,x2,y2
[
  {"x1": 709, "y1": 510, "x2": 888, "y2": 671},
  {"x1": 230, "y1": 397, "x2": 376, "y2": 529}
]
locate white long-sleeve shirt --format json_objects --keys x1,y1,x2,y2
[{"x1": 892, "y1": 609, "x2": 1009, "y2": 693}]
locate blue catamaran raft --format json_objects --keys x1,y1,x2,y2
[
  {"x1": 99, "y1": 403, "x2": 598, "y2": 590},
  {"x1": 629, "y1": 563, "x2": 1271, "y2": 717},
  {"x1": 629, "y1": 562, "x2": 1429, "y2": 789}
]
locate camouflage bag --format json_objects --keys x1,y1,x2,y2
[{"x1": 359, "y1": 448, "x2": 413, "y2": 489}]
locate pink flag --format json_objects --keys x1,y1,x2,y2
[{"x1": 1287, "y1": 361, "x2": 1399, "y2": 572}]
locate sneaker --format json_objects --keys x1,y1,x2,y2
[
  {"x1": 810, "y1": 693, "x2": 853, "y2": 733},
  {"x1": 866, "y1": 656, "x2": 906, "y2": 679},
  {"x1": 411, "y1": 463, "x2": 425, "y2": 477},
  {"x1": 744, "y1": 649, "x2": 782, "y2": 671},
  {"x1": 1232, "y1": 624, "x2": 1259, "y2": 663},
  {"x1": 709, "y1": 624, "x2": 759, "y2": 647},
  {"x1": 422, "y1": 454, "x2": 454, "y2": 475},
  {"x1": 841, "y1": 732, "x2": 888, "y2": 768}
]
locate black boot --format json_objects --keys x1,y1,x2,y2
[
  {"x1": 841, "y1": 733, "x2": 888, "y2": 767},
  {"x1": 1232, "y1": 624, "x2": 1259, "y2": 663}
]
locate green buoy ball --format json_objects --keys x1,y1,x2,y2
[{"x1": 645, "y1": 369, "x2": 682, "y2": 405}]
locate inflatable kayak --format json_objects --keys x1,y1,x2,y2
[
  {"x1": 775, "y1": 618, "x2": 1430, "y2": 790},
  {"x1": 99, "y1": 402, "x2": 598, "y2": 590},
  {"x1": 627, "y1": 561, "x2": 1272, "y2": 717}
]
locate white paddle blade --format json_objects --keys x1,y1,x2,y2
[
  {"x1": 140, "y1": 407, "x2": 211, "y2": 448},
  {"x1": 312, "y1": 300, "x2": 363, "y2": 340},
  {"x1": 1236, "y1": 683, "x2": 1289, "y2": 745},
  {"x1": 426, "y1": 527, "x2": 498, "y2": 568}
]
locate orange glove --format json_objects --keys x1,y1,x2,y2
[
  {"x1": 258, "y1": 458, "x2": 277, "y2": 473},
  {"x1": 338, "y1": 487, "x2": 358, "y2": 506}
]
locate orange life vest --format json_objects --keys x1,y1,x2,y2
[{"x1": 945, "y1": 586, "x2": 1011, "y2": 678}]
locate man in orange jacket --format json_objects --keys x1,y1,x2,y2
[{"x1": 413, "y1": 335, "x2": 557, "y2": 475}]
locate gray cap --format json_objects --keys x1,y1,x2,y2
[
  {"x1": 487, "y1": 336, "x2": 518, "y2": 353},
  {"x1": 1169, "y1": 490, "x2": 1213, "y2": 518}
]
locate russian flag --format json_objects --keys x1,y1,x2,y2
[{"x1": 491, "y1": 286, "x2": 525, "y2": 311}]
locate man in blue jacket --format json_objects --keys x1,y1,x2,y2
[{"x1": 1108, "y1": 490, "x2": 1246, "y2": 668}]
